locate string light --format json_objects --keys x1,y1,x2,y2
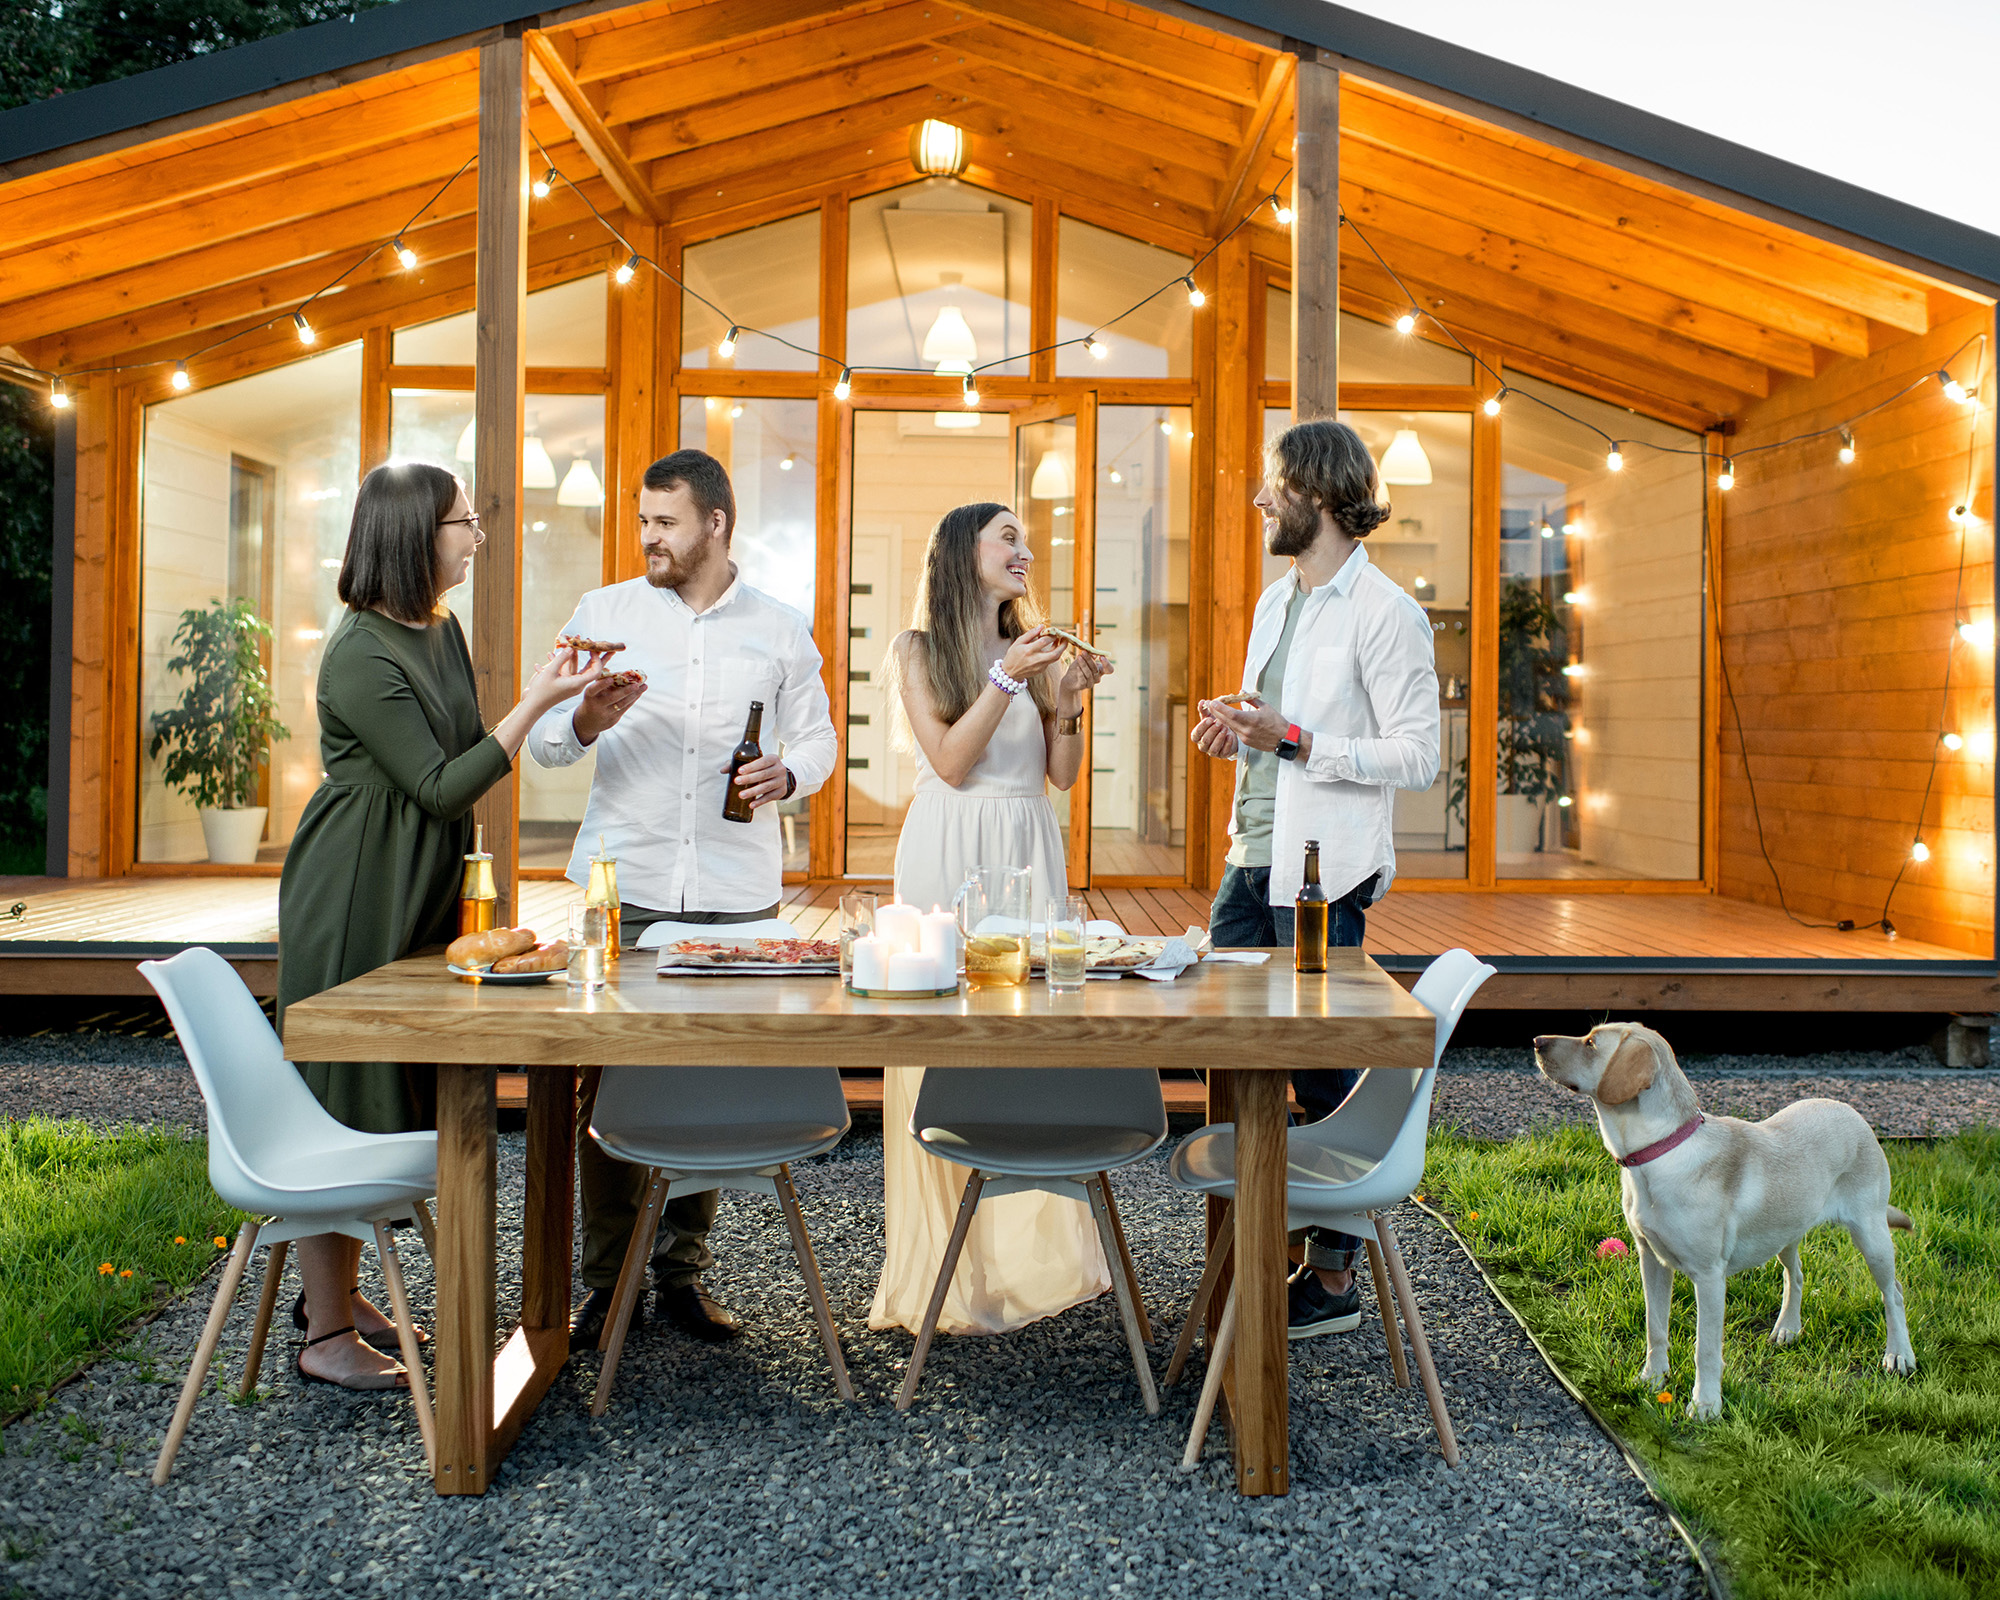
[
  {"x1": 50, "y1": 377, "x2": 69, "y2": 409},
  {"x1": 1949, "y1": 503, "x2": 1970, "y2": 525},
  {"x1": 1482, "y1": 389, "x2": 1505, "y2": 417},
  {"x1": 1716, "y1": 458, "x2": 1735, "y2": 491},
  {"x1": 729, "y1": 403, "x2": 743, "y2": 419},
  {"x1": 779, "y1": 454, "x2": 796, "y2": 471},
  {"x1": 1394, "y1": 308, "x2": 1418, "y2": 335},
  {"x1": 1539, "y1": 522, "x2": 1555, "y2": 539},
  {"x1": 1958, "y1": 619, "x2": 1994, "y2": 647},
  {"x1": 393, "y1": 237, "x2": 417, "y2": 270},
  {"x1": 1182, "y1": 276, "x2": 1206, "y2": 308},
  {"x1": 1838, "y1": 429, "x2": 1856, "y2": 465},
  {"x1": 833, "y1": 368, "x2": 852, "y2": 401},
  {"x1": 1942, "y1": 732, "x2": 1964, "y2": 751},
  {"x1": 1557, "y1": 795, "x2": 1574, "y2": 808},
  {"x1": 1269, "y1": 193, "x2": 1293, "y2": 226},
  {"x1": 1108, "y1": 467, "x2": 1123, "y2": 484},
  {"x1": 1605, "y1": 446, "x2": 1624, "y2": 472},
  {"x1": 171, "y1": 361, "x2": 190, "y2": 391},
  {"x1": 293, "y1": 313, "x2": 316, "y2": 346},
  {"x1": 533, "y1": 169, "x2": 554, "y2": 199},
  {"x1": 1087, "y1": 337, "x2": 1110, "y2": 360},
  {"x1": 615, "y1": 255, "x2": 638, "y2": 285},
  {"x1": 716, "y1": 325, "x2": 739, "y2": 358},
  {"x1": 962, "y1": 373, "x2": 981, "y2": 408},
  {"x1": 1910, "y1": 839, "x2": 1931, "y2": 863}
]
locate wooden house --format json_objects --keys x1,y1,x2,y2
[{"x1": 1, "y1": 0, "x2": 1995, "y2": 1013}]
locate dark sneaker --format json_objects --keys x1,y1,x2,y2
[
  {"x1": 1287, "y1": 1272, "x2": 1362, "y2": 1340},
  {"x1": 568, "y1": 1286, "x2": 628, "y2": 1353},
  {"x1": 655, "y1": 1278, "x2": 742, "y2": 1342}
]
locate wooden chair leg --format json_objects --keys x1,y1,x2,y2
[
  {"x1": 1179, "y1": 1280, "x2": 1238, "y2": 1472},
  {"x1": 1165, "y1": 1199, "x2": 1233, "y2": 1388},
  {"x1": 895, "y1": 1169, "x2": 985, "y2": 1413},
  {"x1": 1087, "y1": 1177, "x2": 1159, "y2": 1415},
  {"x1": 410, "y1": 1199, "x2": 437, "y2": 1263},
  {"x1": 1096, "y1": 1171, "x2": 1152, "y2": 1346},
  {"x1": 772, "y1": 1164, "x2": 855, "y2": 1404},
  {"x1": 1363, "y1": 1233, "x2": 1409, "y2": 1388},
  {"x1": 592, "y1": 1168, "x2": 669, "y2": 1418},
  {"x1": 1374, "y1": 1215, "x2": 1459, "y2": 1467},
  {"x1": 153, "y1": 1220, "x2": 259, "y2": 1487},
  {"x1": 238, "y1": 1238, "x2": 290, "y2": 1399},
  {"x1": 374, "y1": 1221, "x2": 437, "y2": 1474}
]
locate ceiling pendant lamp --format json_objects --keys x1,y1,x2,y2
[
  {"x1": 922, "y1": 305, "x2": 979, "y2": 371},
  {"x1": 557, "y1": 454, "x2": 605, "y2": 508},
  {"x1": 910, "y1": 119, "x2": 968, "y2": 178},
  {"x1": 523, "y1": 431, "x2": 558, "y2": 490},
  {"x1": 1378, "y1": 427, "x2": 1433, "y2": 486},
  {"x1": 455, "y1": 417, "x2": 476, "y2": 463},
  {"x1": 1030, "y1": 448, "x2": 1075, "y2": 500}
]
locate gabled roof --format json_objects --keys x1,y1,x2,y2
[{"x1": 4, "y1": 0, "x2": 1995, "y2": 289}]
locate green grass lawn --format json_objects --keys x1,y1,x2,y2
[
  {"x1": 1422, "y1": 1122, "x2": 2000, "y2": 1600},
  {"x1": 0, "y1": 1118, "x2": 242, "y2": 1411}
]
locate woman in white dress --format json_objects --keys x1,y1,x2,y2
[{"x1": 869, "y1": 501, "x2": 1112, "y2": 1336}]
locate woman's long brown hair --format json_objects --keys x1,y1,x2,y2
[{"x1": 888, "y1": 502, "x2": 1055, "y2": 735}]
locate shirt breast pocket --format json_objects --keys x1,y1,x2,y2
[
  {"x1": 1300, "y1": 645, "x2": 1356, "y2": 723},
  {"x1": 710, "y1": 655, "x2": 781, "y2": 719}
]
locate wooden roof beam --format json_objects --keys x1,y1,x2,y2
[
  {"x1": 527, "y1": 30, "x2": 664, "y2": 224},
  {"x1": 573, "y1": 0, "x2": 873, "y2": 84},
  {"x1": 948, "y1": 99, "x2": 1221, "y2": 215},
  {"x1": 935, "y1": 62, "x2": 1233, "y2": 182},
  {"x1": 1211, "y1": 50, "x2": 1293, "y2": 239},
  {"x1": 648, "y1": 87, "x2": 955, "y2": 196},
  {"x1": 949, "y1": 0, "x2": 1261, "y2": 104}
]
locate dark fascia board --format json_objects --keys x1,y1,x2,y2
[{"x1": 2, "y1": 0, "x2": 1998, "y2": 290}]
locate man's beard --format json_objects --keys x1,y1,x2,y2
[
  {"x1": 643, "y1": 545, "x2": 695, "y2": 589},
  {"x1": 1264, "y1": 495, "x2": 1320, "y2": 557}
]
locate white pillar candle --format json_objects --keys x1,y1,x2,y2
[
  {"x1": 875, "y1": 902, "x2": 923, "y2": 954},
  {"x1": 886, "y1": 951, "x2": 936, "y2": 992},
  {"x1": 920, "y1": 906, "x2": 958, "y2": 973},
  {"x1": 850, "y1": 934, "x2": 889, "y2": 991}
]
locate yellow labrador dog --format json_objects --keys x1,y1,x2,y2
[{"x1": 1533, "y1": 1023, "x2": 1915, "y2": 1418}]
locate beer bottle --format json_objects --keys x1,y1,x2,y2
[
  {"x1": 1294, "y1": 839, "x2": 1329, "y2": 973},
  {"x1": 458, "y1": 823, "x2": 497, "y2": 936},
  {"x1": 722, "y1": 701, "x2": 765, "y2": 824}
]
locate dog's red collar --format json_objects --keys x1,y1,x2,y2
[{"x1": 1619, "y1": 1115, "x2": 1705, "y2": 1168}]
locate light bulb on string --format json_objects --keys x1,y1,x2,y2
[
  {"x1": 393, "y1": 237, "x2": 417, "y2": 271},
  {"x1": 293, "y1": 312, "x2": 316, "y2": 346},
  {"x1": 779, "y1": 454, "x2": 796, "y2": 472},
  {"x1": 1910, "y1": 839, "x2": 1931, "y2": 863},
  {"x1": 716, "y1": 326, "x2": 739, "y2": 359},
  {"x1": 1483, "y1": 390, "x2": 1505, "y2": 417},
  {"x1": 1950, "y1": 504, "x2": 1971, "y2": 526},
  {"x1": 1716, "y1": 458, "x2": 1735, "y2": 492},
  {"x1": 171, "y1": 361, "x2": 190, "y2": 391},
  {"x1": 49, "y1": 378, "x2": 69, "y2": 410},
  {"x1": 1394, "y1": 309, "x2": 1418, "y2": 335},
  {"x1": 1958, "y1": 618, "x2": 1995, "y2": 647},
  {"x1": 1605, "y1": 446, "x2": 1624, "y2": 472},
  {"x1": 833, "y1": 368, "x2": 852, "y2": 401},
  {"x1": 1943, "y1": 732, "x2": 1965, "y2": 751},
  {"x1": 1269, "y1": 193, "x2": 1293, "y2": 225},
  {"x1": 1108, "y1": 468, "x2": 1123, "y2": 484},
  {"x1": 729, "y1": 403, "x2": 743, "y2": 419},
  {"x1": 1087, "y1": 337, "x2": 1109, "y2": 361},
  {"x1": 1182, "y1": 277, "x2": 1206, "y2": 308},
  {"x1": 533, "y1": 168, "x2": 554, "y2": 199},
  {"x1": 1838, "y1": 429, "x2": 1855, "y2": 465},
  {"x1": 615, "y1": 255, "x2": 638, "y2": 285},
  {"x1": 1939, "y1": 370, "x2": 1970, "y2": 404},
  {"x1": 961, "y1": 372, "x2": 981, "y2": 408}
]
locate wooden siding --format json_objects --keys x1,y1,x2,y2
[{"x1": 1720, "y1": 308, "x2": 1997, "y2": 953}]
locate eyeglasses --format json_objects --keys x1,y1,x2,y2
[{"x1": 439, "y1": 514, "x2": 486, "y2": 546}]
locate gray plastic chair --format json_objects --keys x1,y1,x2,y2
[
  {"x1": 896, "y1": 1067, "x2": 1168, "y2": 1415},
  {"x1": 587, "y1": 1064, "x2": 853, "y2": 1412},
  {"x1": 1165, "y1": 948, "x2": 1495, "y2": 1469},
  {"x1": 138, "y1": 948, "x2": 438, "y2": 1485}
]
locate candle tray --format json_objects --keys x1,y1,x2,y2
[{"x1": 845, "y1": 982, "x2": 961, "y2": 1000}]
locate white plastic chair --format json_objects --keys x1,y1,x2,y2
[
  {"x1": 138, "y1": 948, "x2": 439, "y2": 1484},
  {"x1": 1165, "y1": 948, "x2": 1495, "y2": 1469},
  {"x1": 896, "y1": 1067, "x2": 1168, "y2": 1415},
  {"x1": 586, "y1": 1065, "x2": 853, "y2": 1413}
]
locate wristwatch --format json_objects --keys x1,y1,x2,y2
[{"x1": 1274, "y1": 723, "x2": 1303, "y2": 762}]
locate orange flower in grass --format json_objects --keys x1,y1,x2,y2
[
  {"x1": 1468, "y1": 1211, "x2": 1481, "y2": 1221},
  {"x1": 119, "y1": 1269, "x2": 134, "y2": 1279},
  {"x1": 174, "y1": 1236, "x2": 186, "y2": 1246},
  {"x1": 1657, "y1": 1391, "x2": 1674, "y2": 1405},
  {"x1": 213, "y1": 1236, "x2": 228, "y2": 1249},
  {"x1": 98, "y1": 1262, "x2": 113, "y2": 1275}
]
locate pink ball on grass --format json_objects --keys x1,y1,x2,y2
[{"x1": 1596, "y1": 1237, "x2": 1630, "y2": 1260}]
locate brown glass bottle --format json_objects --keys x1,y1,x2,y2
[
  {"x1": 1294, "y1": 839, "x2": 1329, "y2": 973},
  {"x1": 721, "y1": 701, "x2": 765, "y2": 824}
]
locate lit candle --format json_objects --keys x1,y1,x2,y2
[
  {"x1": 850, "y1": 935, "x2": 889, "y2": 991},
  {"x1": 876, "y1": 902, "x2": 922, "y2": 955},
  {"x1": 886, "y1": 951, "x2": 935, "y2": 992},
  {"x1": 920, "y1": 906, "x2": 958, "y2": 977}
]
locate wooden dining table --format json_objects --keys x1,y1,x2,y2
[{"x1": 282, "y1": 945, "x2": 1434, "y2": 1497}]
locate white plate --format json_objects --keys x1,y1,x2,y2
[{"x1": 446, "y1": 962, "x2": 563, "y2": 985}]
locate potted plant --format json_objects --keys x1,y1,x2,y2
[
  {"x1": 148, "y1": 597, "x2": 291, "y2": 864},
  {"x1": 1445, "y1": 578, "x2": 1573, "y2": 857}
]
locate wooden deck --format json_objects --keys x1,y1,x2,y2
[{"x1": 4, "y1": 874, "x2": 1992, "y2": 1011}]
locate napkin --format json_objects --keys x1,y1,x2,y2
[
  {"x1": 638, "y1": 917, "x2": 798, "y2": 950},
  {"x1": 1202, "y1": 950, "x2": 1272, "y2": 965}
]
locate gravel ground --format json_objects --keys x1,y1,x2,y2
[{"x1": 0, "y1": 1131, "x2": 1703, "y2": 1600}]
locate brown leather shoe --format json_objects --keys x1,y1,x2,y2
[
  {"x1": 568, "y1": 1286, "x2": 629, "y2": 1353},
  {"x1": 654, "y1": 1278, "x2": 741, "y2": 1342}
]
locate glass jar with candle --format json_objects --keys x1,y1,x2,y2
[
  {"x1": 585, "y1": 839, "x2": 620, "y2": 965},
  {"x1": 459, "y1": 824, "x2": 496, "y2": 936}
]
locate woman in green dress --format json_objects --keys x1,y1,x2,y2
[{"x1": 278, "y1": 460, "x2": 605, "y2": 1390}]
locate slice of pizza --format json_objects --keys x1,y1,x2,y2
[{"x1": 556, "y1": 634, "x2": 627, "y2": 655}]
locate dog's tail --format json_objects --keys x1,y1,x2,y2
[{"x1": 1887, "y1": 1206, "x2": 1914, "y2": 1232}]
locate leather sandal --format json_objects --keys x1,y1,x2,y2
[
  {"x1": 296, "y1": 1326, "x2": 409, "y2": 1392},
  {"x1": 293, "y1": 1290, "x2": 428, "y2": 1353}
]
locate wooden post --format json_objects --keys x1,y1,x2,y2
[
  {"x1": 360, "y1": 326, "x2": 392, "y2": 478},
  {"x1": 1203, "y1": 230, "x2": 1255, "y2": 889},
  {"x1": 813, "y1": 195, "x2": 851, "y2": 881},
  {"x1": 432, "y1": 1063, "x2": 497, "y2": 1492},
  {"x1": 608, "y1": 223, "x2": 658, "y2": 587},
  {"x1": 472, "y1": 31, "x2": 530, "y2": 925},
  {"x1": 1231, "y1": 1068, "x2": 1291, "y2": 1494},
  {"x1": 68, "y1": 375, "x2": 110, "y2": 877},
  {"x1": 1291, "y1": 53, "x2": 1339, "y2": 422},
  {"x1": 1470, "y1": 353, "x2": 1501, "y2": 887}
]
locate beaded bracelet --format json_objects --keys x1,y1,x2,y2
[{"x1": 988, "y1": 659, "x2": 1025, "y2": 696}]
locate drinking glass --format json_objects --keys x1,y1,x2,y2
[
  {"x1": 954, "y1": 865, "x2": 1032, "y2": 989},
  {"x1": 838, "y1": 889, "x2": 878, "y2": 985},
  {"x1": 567, "y1": 903, "x2": 608, "y2": 991},
  {"x1": 1046, "y1": 895, "x2": 1088, "y2": 993}
]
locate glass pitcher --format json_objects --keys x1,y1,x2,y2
[{"x1": 953, "y1": 865, "x2": 1033, "y2": 989}]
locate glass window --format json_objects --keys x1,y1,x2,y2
[
  {"x1": 847, "y1": 181, "x2": 1031, "y2": 379},
  {"x1": 138, "y1": 343, "x2": 361, "y2": 863},
  {"x1": 1058, "y1": 219, "x2": 1191, "y2": 379},
  {"x1": 1092, "y1": 406, "x2": 1192, "y2": 879},
  {"x1": 680, "y1": 396, "x2": 820, "y2": 875},
  {"x1": 1264, "y1": 290, "x2": 1472, "y2": 385},
  {"x1": 1499, "y1": 371, "x2": 1703, "y2": 880},
  {"x1": 845, "y1": 410, "x2": 1012, "y2": 877},
  {"x1": 392, "y1": 274, "x2": 608, "y2": 367},
  {"x1": 682, "y1": 211, "x2": 820, "y2": 372}
]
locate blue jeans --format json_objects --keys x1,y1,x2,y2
[{"x1": 1209, "y1": 863, "x2": 1378, "y2": 1269}]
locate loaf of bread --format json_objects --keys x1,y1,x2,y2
[
  {"x1": 446, "y1": 927, "x2": 537, "y2": 969},
  {"x1": 492, "y1": 941, "x2": 569, "y2": 975}
]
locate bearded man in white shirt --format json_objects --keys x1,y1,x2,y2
[
  {"x1": 1191, "y1": 417, "x2": 1441, "y2": 1343},
  {"x1": 528, "y1": 448, "x2": 837, "y2": 1350}
]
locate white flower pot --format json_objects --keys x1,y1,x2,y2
[
  {"x1": 1494, "y1": 794, "x2": 1548, "y2": 863},
  {"x1": 199, "y1": 805, "x2": 269, "y2": 865}
]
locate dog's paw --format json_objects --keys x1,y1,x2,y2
[
  {"x1": 1641, "y1": 1356, "x2": 1669, "y2": 1387},
  {"x1": 1770, "y1": 1320, "x2": 1802, "y2": 1347},
  {"x1": 1686, "y1": 1392, "x2": 1721, "y2": 1420},
  {"x1": 1883, "y1": 1348, "x2": 1917, "y2": 1376}
]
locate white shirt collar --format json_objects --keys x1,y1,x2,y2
[
  {"x1": 657, "y1": 563, "x2": 744, "y2": 619},
  {"x1": 1292, "y1": 542, "x2": 1370, "y2": 600}
]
